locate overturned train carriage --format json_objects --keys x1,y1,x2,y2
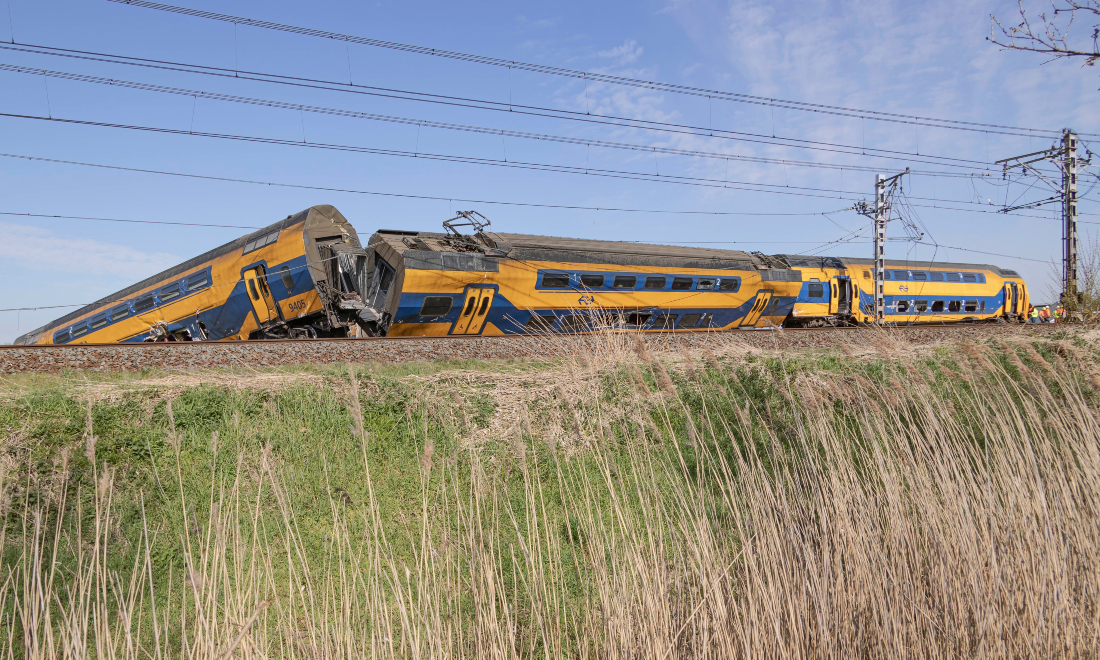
[{"x1": 15, "y1": 205, "x2": 377, "y2": 345}]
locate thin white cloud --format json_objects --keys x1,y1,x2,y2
[
  {"x1": 598, "y1": 39, "x2": 645, "y2": 65},
  {"x1": 0, "y1": 221, "x2": 181, "y2": 280}
]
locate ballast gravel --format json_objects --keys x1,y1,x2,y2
[{"x1": 0, "y1": 324, "x2": 1062, "y2": 374}]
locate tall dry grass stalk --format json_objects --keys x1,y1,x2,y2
[{"x1": 1, "y1": 333, "x2": 1098, "y2": 658}]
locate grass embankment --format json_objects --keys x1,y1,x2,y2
[{"x1": 0, "y1": 330, "x2": 1098, "y2": 659}]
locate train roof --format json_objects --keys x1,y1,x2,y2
[
  {"x1": 776, "y1": 254, "x2": 1021, "y2": 278},
  {"x1": 373, "y1": 229, "x2": 765, "y2": 271},
  {"x1": 13, "y1": 205, "x2": 356, "y2": 345}
]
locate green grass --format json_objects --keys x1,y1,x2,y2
[{"x1": 1, "y1": 330, "x2": 1099, "y2": 658}]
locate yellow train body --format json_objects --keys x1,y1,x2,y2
[
  {"x1": 371, "y1": 230, "x2": 804, "y2": 336},
  {"x1": 15, "y1": 206, "x2": 370, "y2": 345}
]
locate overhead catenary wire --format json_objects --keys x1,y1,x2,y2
[
  {"x1": 5, "y1": 107, "x2": 1092, "y2": 218},
  {"x1": 1, "y1": 208, "x2": 875, "y2": 238},
  {"x1": 0, "y1": 153, "x2": 851, "y2": 218},
  {"x1": 0, "y1": 110, "x2": 913, "y2": 204},
  {"x1": 0, "y1": 41, "x2": 1008, "y2": 175},
  {"x1": 0, "y1": 61, "x2": 1055, "y2": 210},
  {"x1": 913, "y1": 241, "x2": 1051, "y2": 263},
  {"x1": 0, "y1": 62, "x2": 1004, "y2": 185},
  {"x1": 0, "y1": 210, "x2": 263, "y2": 228},
  {"x1": 106, "y1": 0, "x2": 1097, "y2": 139},
  {"x1": 4, "y1": 113, "x2": 1097, "y2": 224}
]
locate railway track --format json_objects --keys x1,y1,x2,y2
[{"x1": 1, "y1": 324, "x2": 1063, "y2": 374}]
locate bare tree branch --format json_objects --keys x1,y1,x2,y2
[{"x1": 989, "y1": 0, "x2": 1100, "y2": 66}]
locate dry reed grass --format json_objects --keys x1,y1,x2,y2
[{"x1": 1, "y1": 330, "x2": 1098, "y2": 659}]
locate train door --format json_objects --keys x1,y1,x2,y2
[
  {"x1": 243, "y1": 267, "x2": 279, "y2": 324},
  {"x1": 1003, "y1": 282, "x2": 1019, "y2": 316},
  {"x1": 452, "y1": 286, "x2": 495, "y2": 335},
  {"x1": 742, "y1": 290, "x2": 773, "y2": 327},
  {"x1": 849, "y1": 280, "x2": 863, "y2": 321},
  {"x1": 829, "y1": 277, "x2": 851, "y2": 315}
]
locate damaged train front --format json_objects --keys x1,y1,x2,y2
[{"x1": 313, "y1": 238, "x2": 393, "y2": 337}]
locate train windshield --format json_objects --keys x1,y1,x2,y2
[
  {"x1": 320, "y1": 242, "x2": 371, "y2": 300},
  {"x1": 335, "y1": 249, "x2": 370, "y2": 298}
]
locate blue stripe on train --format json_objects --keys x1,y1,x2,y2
[
  {"x1": 855, "y1": 288, "x2": 1005, "y2": 316},
  {"x1": 395, "y1": 290, "x2": 795, "y2": 334}
]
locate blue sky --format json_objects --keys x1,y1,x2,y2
[{"x1": 2, "y1": 0, "x2": 1098, "y2": 341}]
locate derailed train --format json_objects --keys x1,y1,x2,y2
[{"x1": 14, "y1": 205, "x2": 1030, "y2": 345}]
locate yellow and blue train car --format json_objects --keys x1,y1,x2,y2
[
  {"x1": 19, "y1": 206, "x2": 1030, "y2": 345},
  {"x1": 778, "y1": 255, "x2": 1029, "y2": 326},
  {"x1": 15, "y1": 205, "x2": 376, "y2": 345},
  {"x1": 365, "y1": 227, "x2": 804, "y2": 336}
]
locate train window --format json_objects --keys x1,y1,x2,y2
[
  {"x1": 248, "y1": 280, "x2": 261, "y2": 301},
  {"x1": 560, "y1": 314, "x2": 590, "y2": 332},
  {"x1": 808, "y1": 283, "x2": 824, "y2": 298},
  {"x1": 696, "y1": 278, "x2": 716, "y2": 290},
  {"x1": 963, "y1": 274, "x2": 977, "y2": 283},
  {"x1": 110, "y1": 305, "x2": 130, "y2": 321},
  {"x1": 978, "y1": 274, "x2": 985, "y2": 283},
  {"x1": 477, "y1": 297, "x2": 490, "y2": 316},
  {"x1": 863, "y1": 270, "x2": 871, "y2": 279},
  {"x1": 671, "y1": 277, "x2": 693, "y2": 290},
  {"x1": 980, "y1": 301, "x2": 986, "y2": 312},
  {"x1": 882, "y1": 271, "x2": 891, "y2": 280},
  {"x1": 134, "y1": 296, "x2": 155, "y2": 313},
  {"x1": 159, "y1": 283, "x2": 181, "y2": 303},
  {"x1": 461, "y1": 296, "x2": 476, "y2": 317},
  {"x1": 699, "y1": 313, "x2": 714, "y2": 327},
  {"x1": 71, "y1": 323, "x2": 89, "y2": 338},
  {"x1": 625, "y1": 312, "x2": 651, "y2": 325},
  {"x1": 612, "y1": 275, "x2": 636, "y2": 289},
  {"x1": 644, "y1": 276, "x2": 666, "y2": 289},
  {"x1": 949, "y1": 300, "x2": 962, "y2": 312},
  {"x1": 915, "y1": 300, "x2": 928, "y2": 312},
  {"x1": 653, "y1": 313, "x2": 677, "y2": 329},
  {"x1": 964, "y1": 301, "x2": 978, "y2": 312},
  {"x1": 90, "y1": 315, "x2": 108, "y2": 330},
  {"x1": 243, "y1": 231, "x2": 279, "y2": 255},
  {"x1": 718, "y1": 278, "x2": 739, "y2": 292},
  {"x1": 541, "y1": 273, "x2": 570, "y2": 288},
  {"x1": 186, "y1": 272, "x2": 210, "y2": 290},
  {"x1": 931, "y1": 300, "x2": 945, "y2": 312},
  {"x1": 525, "y1": 314, "x2": 555, "y2": 332},
  {"x1": 946, "y1": 273, "x2": 961, "y2": 282},
  {"x1": 678, "y1": 313, "x2": 703, "y2": 328},
  {"x1": 280, "y1": 266, "x2": 294, "y2": 290},
  {"x1": 580, "y1": 274, "x2": 605, "y2": 288},
  {"x1": 893, "y1": 271, "x2": 909, "y2": 281},
  {"x1": 897, "y1": 301, "x2": 910, "y2": 313},
  {"x1": 420, "y1": 296, "x2": 454, "y2": 316},
  {"x1": 930, "y1": 272, "x2": 945, "y2": 282},
  {"x1": 53, "y1": 328, "x2": 71, "y2": 344},
  {"x1": 912, "y1": 272, "x2": 928, "y2": 281}
]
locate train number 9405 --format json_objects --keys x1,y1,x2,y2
[{"x1": 286, "y1": 300, "x2": 308, "y2": 315}]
